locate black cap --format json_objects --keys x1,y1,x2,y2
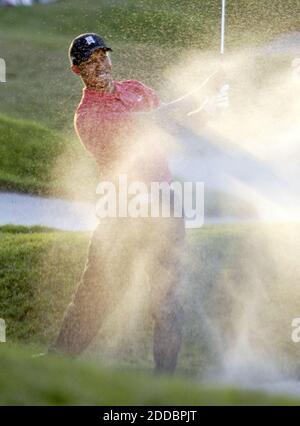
[{"x1": 69, "y1": 33, "x2": 112, "y2": 66}]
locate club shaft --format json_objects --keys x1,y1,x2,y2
[{"x1": 221, "y1": 0, "x2": 226, "y2": 54}]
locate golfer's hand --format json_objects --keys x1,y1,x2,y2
[
  {"x1": 187, "y1": 83, "x2": 230, "y2": 117},
  {"x1": 202, "y1": 83, "x2": 230, "y2": 115}
]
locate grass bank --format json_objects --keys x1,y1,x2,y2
[{"x1": 1, "y1": 224, "x2": 300, "y2": 377}]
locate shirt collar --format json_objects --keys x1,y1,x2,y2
[{"x1": 83, "y1": 82, "x2": 121, "y2": 98}]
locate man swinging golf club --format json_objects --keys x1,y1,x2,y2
[{"x1": 49, "y1": 33, "x2": 228, "y2": 373}]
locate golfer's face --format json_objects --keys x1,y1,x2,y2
[{"x1": 79, "y1": 49, "x2": 112, "y2": 87}]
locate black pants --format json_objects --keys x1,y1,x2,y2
[{"x1": 50, "y1": 214, "x2": 185, "y2": 373}]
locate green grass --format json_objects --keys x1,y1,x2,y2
[
  {"x1": 0, "y1": 113, "x2": 98, "y2": 197},
  {"x1": 1, "y1": 224, "x2": 300, "y2": 377},
  {"x1": 1, "y1": 344, "x2": 299, "y2": 406},
  {"x1": 0, "y1": 227, "x2": 88, "y2": 344},
  {"x1": 0, "y1": 114, "x2": 66, "y2": 194},
  {"x1": 0, "y1": 225, "x2": 60, "y2": 234},
  {"x1": 1, "y1": 2, "x2": 300, "y2": 405}
]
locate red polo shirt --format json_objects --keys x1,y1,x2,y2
[{"x1": 74, "y1": 80, "x2": 172, "y2": 183}]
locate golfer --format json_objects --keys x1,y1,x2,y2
[{"x1": 49, "y1": 33, "x2": 227, "y2": 373}]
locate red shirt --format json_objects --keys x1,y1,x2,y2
[{"x1": 75, "y1": 80, "x2": 172, "y2": 183}]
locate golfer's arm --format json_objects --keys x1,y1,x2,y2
[
  {"x1": 155, "y1": 99, "x2": 211, "y2": 125},
  {"x1": 133, "y1": 98, "x2": 196, "y2": 118},
  {"x1": 156, "y1": 99, "x2": 195, "y2": 115},
  {"x1": 157, "y1": 70, "x2": 218, "y2": 115},
  {"x1": 134, "y1": 99, "x2": 209, "y2": 129}
]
